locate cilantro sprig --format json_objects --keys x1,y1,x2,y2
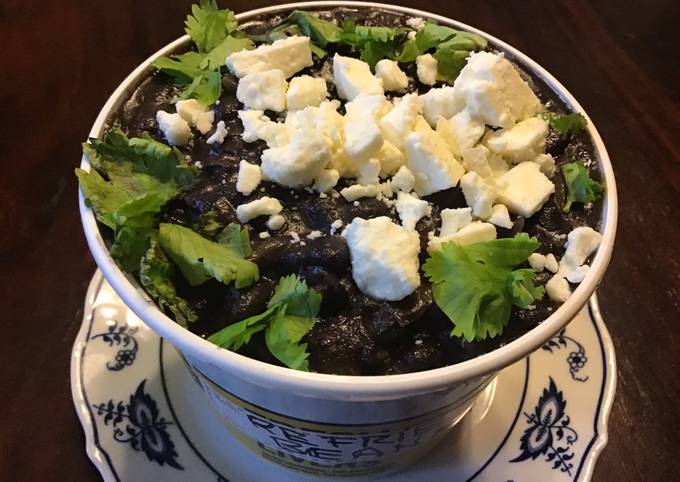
[
  {"x1": 158, "y1": 223, "x2": 258, "y2": 289},
  {"x1": 423, "y1": 234, "x2": 545, "y2": 342},
  {"x1": 153, "y1": 0, "x2": 253, "y2": 105},
  {"x1": 208, "y1": 275, "x2": 321, "y2": 371},
  {"x1": 561, "y1": 161, "x2": 604, "y2": 212},
  {"x1": 542, "y1": 111, "x2": 587, "y2": 139},
  {"x1": 77, "y1": 129, "x2": 197, "y2": 271}
]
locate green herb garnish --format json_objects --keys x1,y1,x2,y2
[
  {"x1": 140, "y1": 237, "x2": 197, "y2": 327},
  {"x1": 561, "y1": 161, "x2": 604, "y2": 212},
  {"x1": 208, "y1": 275, "x2": 321, "y2": 370},
  {"x1": 158, "y1": 223, "x2": 258, "y2": 288},
  {"x1": 77, "y1": 129, "x2": 196, "y2": 271},
  {"x1": 542, "y1": 111, "x2": 587, "y2": 139},
  {"x1": 153, "y1": 0, "x2": 253, "y2": 105},
  {"x1": 423, "y1": 234, "x2": 544, "y2": 342}
]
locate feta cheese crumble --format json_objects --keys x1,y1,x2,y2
[
  {"x1": 333, "y1": 54, "x2": 384, "y2": 100},
  {"x1": 390, "y1": 165, "x2": 416, "y2": 193},
  {"x1": 452, "y1": 52, "x2": 542, "y2": 128},
  {"x1": 227, "y1": 36, "x2": 313, "y2": 78},
  {"x1": 440, "y1": 207, "x2": 473, "y2": 236},
  {"x1": 156, "y1": 111, "x2": 191, "y2": 146},
  {"x1": 416, "y1": 54, "x2": 438, "y2": 86},
  {"x1": 260, "y1": 128, "x2": 332, "y2": 188},
  {"x1": 206, "y1": 120, "x2": 228, "y2": 145},
  {"x1": 176, "y1": 99, "x2": 214, "y2": 134},
  {"x1": 484, "y1": 116, "x2": 549, "y2": 163},
  {"x1": 313, "y1": 169, "x2": 340, "y2": 193},
  {"x1": 406, "y1": 128, "x2": 465, "y2": 196},
  {"x1": 340, "y1": 184, "x2": 379, "y2": 201},
  {"x1": 435, "y1": 109, "x2": 485, "y2": 155},
  {"x1": 236, "y1": 197, "x2": 283, "y2": 223},
  {"x1": 236, "y1": 160, "x2": 262, "y2": 195},
  {"x1": 343, "y1": 217, "x2": 421, "y2": 301},
  {"x1": 395, "y1": 192, "x2": 431, "y2": 230},
  {"x1": 236, "y1": 69, "x2": 288, "y2": 112},
  {"x1": 497, "y1": 161, "x2": 555, "y2": 217},
  {"x1": 286, "y1": 75, "x2": 328, "y2": 110},
  {"x1": 375, "y1": 59, "x2": 409, "y2": 91},
  {"x1": 379, "y1": 93, "x2": 421, "y2": 151},
  {"x1": 428, "y1": 221, "x2": 497, "y2": 252},
  {"x1": 266, "y1": 214, "x2": 286, "y2": 231},
  {"x1": 460, "y1": 171, "x2": 497, "y2": 219},
  {"x1": 487, "y1": 204, "x2": 513, "y2": 229}
]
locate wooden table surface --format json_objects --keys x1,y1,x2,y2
[{"x1": 1, "y1": 0, "x2": 678, "y2": 480}]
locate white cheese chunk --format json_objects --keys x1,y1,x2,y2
[
  {"x1": 379, "y1": 93, "x2": 421, "y2": 151},
  {"x1": 345, "y1": 94, "x2": 393, "y2": 120},
  {"x1": 236, "y1": 161, "x2": 262, "y2": 195},
  {"x1": 533, "y1": 153, "x2": 556, "y2": 178},
  {"x1": 266, "y1": 214, "x2": 286, "y2": 231},
  {"x1": 420, "y1": 86, "x2": 458, "y2": 126},
  {"x1": 344, "y1": 117, "x2": 383, "y2": 160},
  {"x1": 286, "y1": 75, "x2": 328, "y2": 110},
  {"x1": 333, "y1": 54, "x2": 384, "y2": 100},
  {"x1": 440, "y1": 207, "x2": 472, "y2": 236},
  {"x1": 236, "y1": 196, "x2": 283, "y2": 223},
  {"x1": 391, "y1": 165, "x2": 416, "y2": 193},
  {"x1": 497, "y1": 161, "x2": 555, "y2": 217},
  {"x1": 156, "y1": 111, "x2": 191, "y2": 146},
  {"x1": 435, "y1": 109, "x2": 485, "y2": 155},
  {"x1": 313, "y1": 169, "x2": 340, "y2": 193},
  {"x1": 330, "y1": 219, "x2": 343, "y2": 235},
  {"x1": 227, "y1": 36, "x2": 313, "y2": 78},
  {"x1": 406, "y1": 128, "x2": 465, "y2": 196},
  {"x1": 260, "y1": 128, "x2": 332, "y2": 188},
  {"x1": 559, "y1": 226, "x2": 602, "y2": 279},
  {"x1": 460, "y1": 171, "x2": 497, "y2": 219},
  {"x1": 206, "y1": 120, "x2": 228, "y2": 145},
  {"x1": 343, "y1": 216, "x2": 421, "y2": 301},
  {"x1": 236, "y1": 69, "x2": 288, "y2": 112},
  {"x1": 460, "y1": 145, "x2": 510, "y2": 180},
  {"x1": 176, "y1": 99, "x2": 215, "y2": 134},
  {"x1": 406, "y1": 17, "x2": 426, "y2": 30},
  {"x1": 416, "y1": 54, "x2": 438, "y2": 85},
  {"x1": 238, "y1": 110, "x2": 292, "y2": 147},
  {"x1": 528, "y1": 253, "x2": 546, "y2": 271},
  {"x1": 375, "y1": 59, "x2": 409, "y2": 91},
  {"x1": 375, "y1": 141, "x2": 406, "y2": 177},
  {"x1": 396, "y1": 192, "x2": 431, "y2": 230},
  {"x1": 357, "y1": 158, "x2": 381, "y2": 185},
  {"x1": 484, "y1": 117, "x2": 549, "y2": 163},
  {"x1": 544, "y1": 253, "x2": 559, "y2": 273},
  {"x1": 452, "y1": 52, "x2": 542, "y2": 128},
  {"x1": 340, "y1": 184, "x2": 379, "y2": 201},
  {"x1": 428, "y1": 221, "x2": 497, "y2": 252},
  {"x1": 546, "y1": 275, "x2": 572, "y2": 302},
  {"x1": 566, "y1": 265, "x2": 590, "y2": 284},
  {"x1": 488, "y1": 204, "x2": 513, "y2": 229}
]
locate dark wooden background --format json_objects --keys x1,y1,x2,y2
[{"x1": 1, "y1": 0, "x2": 678, "y2": 480}]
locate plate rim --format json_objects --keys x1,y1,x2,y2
[{"x1": 71, "y1": 271, "x2": 617, "y2": 481}]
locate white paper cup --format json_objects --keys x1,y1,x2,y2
[{"x1": 78, "y1": 2, "x2": 618, "y2": 477}]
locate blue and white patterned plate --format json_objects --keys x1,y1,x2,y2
[{"x1": 71, "y1": 271, "x2": 616, "y2": 481}]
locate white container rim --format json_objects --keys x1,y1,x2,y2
[{"x1": 79, "y1": 1, "x2": 618, "y2": 401}]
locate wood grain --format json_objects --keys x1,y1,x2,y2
[{"x1": 0, "y1": 0, "x2": 678, "y2": 480}]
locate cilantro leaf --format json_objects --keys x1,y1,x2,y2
[
  {"x1": 140, "y1": 238, "x2": 198, "y2": 327},
  {"x1": 199, "y1": 35, "x2": 254, "y2": 70},
  {"x1": 434, "y1": 48, "x2": 470, "y2": 83},
  {"x1": 542, "y1": 111, "x2": 587, "y2": 139},
  {"x1": 177, "y1": 70, "x2": 223, "y2": 106},
  {"x1": 207, "y1": 306, "x2": 276, "y2": 350},
  {"x1": 152, "y1": 52, "x2": 206, "y2": 83},
  {"x1": 395, "y1": 38, "x2": 421, "y2": 62},
  {"x1": 78, "y1": 130, "x2": 194, "y2": 271},
  {"x1": 185, "y1": 0, "x2": 237, "y2": 53},
  {"x1": 158, "y1": 223, "x2": 259, "y2": 288},
  {"x1": 423, "y1": 234, "x2": 543, "y2": 342},
  {"x1": 207, "y1": 275, "x2": 320, "y2": 371},
  {"x1": 561, "y1": 161, "x2": 604, "y2": 212},
  {"x1": 265, "y1": 313, "x2": 316, "y2": 371},
  {"x1": 415, "y1": 22, "x2": 460, "y2": 51},
  {"x1": 508, "y1": 269, "x2": 545, "y2": 308},
  {"x1": 217, "y1": 223, "x2": 252, "y2": 258},
  {"x1": 280, "y1": 10, "x2": 342, "y2": 47}
]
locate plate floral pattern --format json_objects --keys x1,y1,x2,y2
[{"x1": 71, "y1": 272, "x2": 616, "y2": 482}]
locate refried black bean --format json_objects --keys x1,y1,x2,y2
[{"x1": 107, "y1": 7, "x2": 604, "y2": 375}]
